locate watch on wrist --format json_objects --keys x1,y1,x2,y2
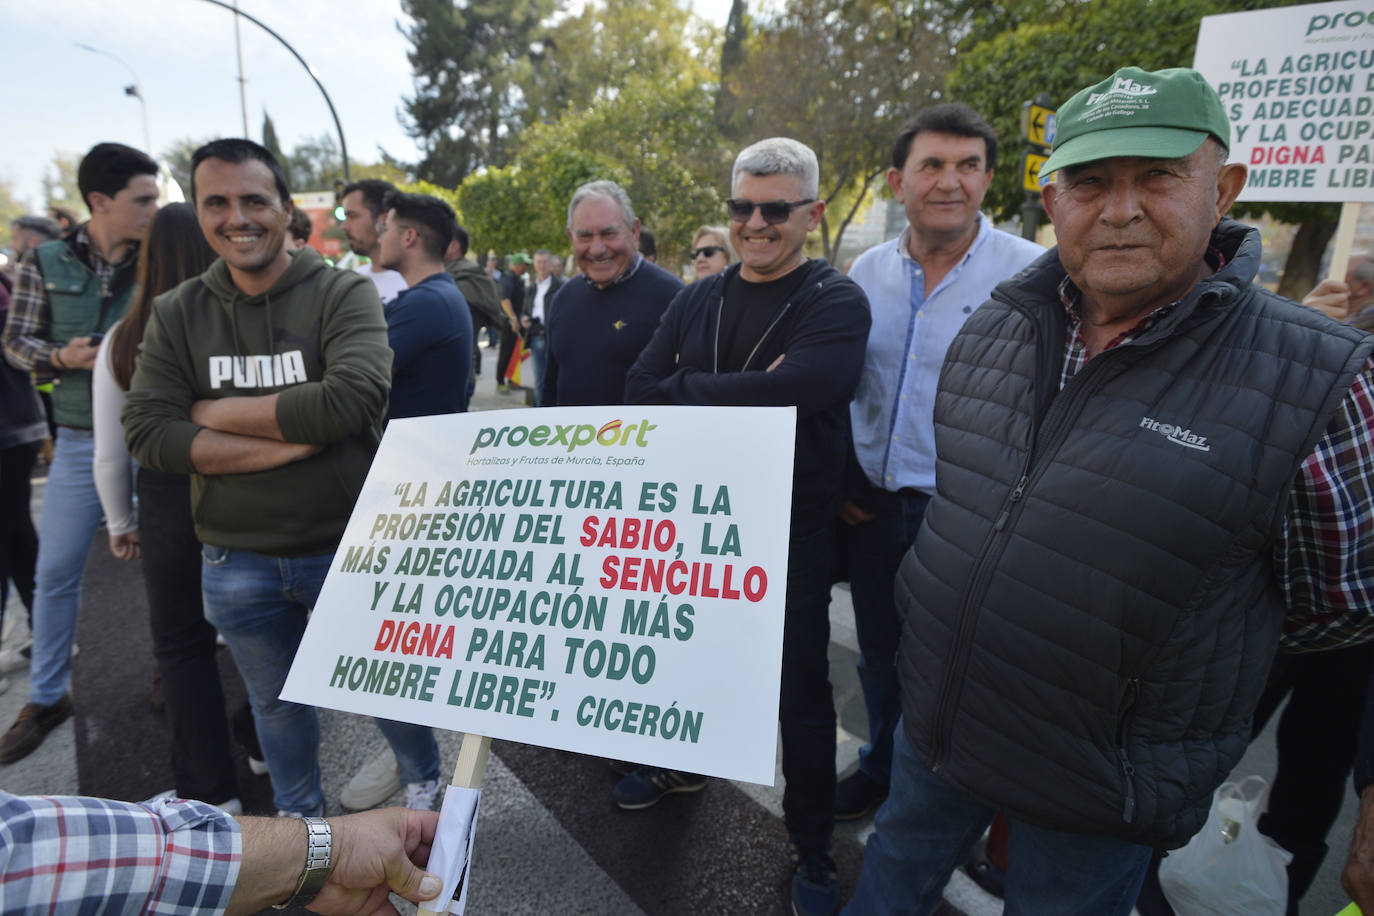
[{"x1": 274, "y1": 816, "x2": 332, "y2": 909}]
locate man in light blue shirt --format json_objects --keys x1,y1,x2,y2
[{"x1": 838, "y1": 104, "x2": 1043, "y2": 821}]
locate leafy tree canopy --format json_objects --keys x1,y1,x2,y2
[
  {"x1": 945, "y1": 0, "x2": 1335, "y2": 294},
  {"x1": 725, "y1": 0, "x2": 960, "y2": 261}
]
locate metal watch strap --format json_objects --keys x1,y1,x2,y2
[{"x1": 274, "y1": 816, "x2": 332, "y2": 909}]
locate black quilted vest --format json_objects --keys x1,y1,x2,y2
[{"x1": 895, "y1": 220, "x2": 1374, "y2": 848}]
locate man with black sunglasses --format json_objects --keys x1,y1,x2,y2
[{"x1": 626, "y1": 137, "x2": 870, "y2": 916}]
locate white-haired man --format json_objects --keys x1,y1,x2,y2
[{"x1": 541, "y1": 180, "x2": 682, "y2": 407}]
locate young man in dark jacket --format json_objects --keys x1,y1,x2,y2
[{"x1": 626, "y1": 137, "x2": 870, "y2": 916}]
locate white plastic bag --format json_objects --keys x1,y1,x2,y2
[{"x1": 1158, "y1": 775, "x2": 1292, "y2": 916}]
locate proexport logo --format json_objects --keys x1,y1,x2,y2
[
  {"x1": 1139, "y1": 416, "x2": 1211, "y2": 452},
  {"x1": 1306, "y1": 8, "x2": 1374, "y2": 36},
  {"x1": 470, "y1": 419, "x2": 657, "y2": 455}
]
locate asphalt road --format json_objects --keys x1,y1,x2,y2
[{"x1": 0, "y1": 344, "x2": 1358, "y2": 915}]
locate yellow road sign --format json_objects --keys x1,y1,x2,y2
[
  {"x1": 1021, "y1": 103, "x2": 1057, "y2": 148},
  {"x1": 1023, "y1": 153, "x2": 1050, "y2": 193}
]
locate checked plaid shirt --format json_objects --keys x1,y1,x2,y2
[
  {"x1": 0, "y1": 791, "x2": 241, "y2": 915},
  {"x1": 1058, "y1": 272, "x2": 1374, "y2": 653},
  {"x1": 3, "y1": 227, "x2": 139, "y2": 384}
]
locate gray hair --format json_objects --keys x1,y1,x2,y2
[
  {"x1": 732, "y1": 138, "x2": 820, "y2": 200},
  {"x1": 566, "y1": 180, "x2": 636, "y2": 230}
]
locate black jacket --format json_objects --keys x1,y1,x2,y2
[
  {"x1": 895, "y1": 219, "x2": 1373, "y2": 848},
  {"x1": 523, "y1": 275, "x2": 564, "y2": 335},
  {"x1": 625, "y1": 260, "x2": 870, "y2": 536}
]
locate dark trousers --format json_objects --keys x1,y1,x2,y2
[
  {"x1": 843, "y1": 488, "x2": 929, "y2": 785},
  {"x1": 1137, "y1": 643, "x2": 1374, "y2": 916},
  {"x1": 138, "y1": 467, "x2": 238, "y2": 804},
  {"x1": 1252, "y1": 644, "x2": 1373, "y2": 912},
  {"x1": 497, "y1": 327, "x2": 518, "y2": 386},
  {"x1": 781, "y1": 524, "x2": 838, "y2": 853},
  {"x1": 0, "y1": 442, "x2": 38, "y2": 633}
]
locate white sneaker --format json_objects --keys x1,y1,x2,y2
[
  {"x1": 340, "y1": 747, "x2": 400, "y2": 810},
  {"x1": 0, "y1": 641, "x2": 75, "y2": 675},
  {"x1": 247, "y1": 756, "x2": 269, "y2": 776},
  {"x1": 403, "y1": 778, "x2": 442, "y2": 811},
  {"x1": 0, "y1": 643, "x2": 30, "y2": 675}
]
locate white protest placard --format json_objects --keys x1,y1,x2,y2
[
  {"x1": 281, "y1": 405, "x2": 795, "y2": 785},
  {"x1": 1194, "y1": 0, "x2": 1374, "y2": 202}
]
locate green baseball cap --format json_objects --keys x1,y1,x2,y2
[
  {"x1": 509, "y1": 252, "x2": 533, "y2": 265},
  {"x1": 1039, "y1": 67, "x2": 1231, "y2": 181}
]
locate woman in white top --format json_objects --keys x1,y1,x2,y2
[{"x1": 92, "y1": 202, "x2": 243, "y2": 812}]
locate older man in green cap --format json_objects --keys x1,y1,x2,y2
[{"x1": 843, "y1": 66, "x2": 1374, "y2": 916}]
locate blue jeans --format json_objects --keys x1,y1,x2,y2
[
  {"x1": 202, "y1": 547, "x2": 440, "y2": 814},
  {"x1": 528, "y1": 333, "x2": 547, "y2": 406},
  {"x1": 374, "y1": 717, "x2": 441, "y2": 786},
  {"x1": 29, "y1": 429, "x2": 103, "y2": 706},
  {"x1": 781, "y1": 524, "x2": 838, "y2": 853},
  {"x1": 202, "y1": 546, "x2": 327, "y2": 815},
  {"x1": 844, "y1": 489, "x2": 928, "y2": 785},
  {"x1": 844, "y1": 721, "x2": 1152, "y2": 916}
]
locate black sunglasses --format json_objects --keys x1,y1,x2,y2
[
  {"x1": 692, "y1": 245, "x2": 726, "y2": 259},
  {"x1": 725, "y1": 198, "x2": 816, "y2": 225}
]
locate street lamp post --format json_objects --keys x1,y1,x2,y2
[
  {"x1": 195, "y1": 0, "x2": 350, "y2": 182},
  {"x1": 75, "y1": 42, "x2": 152, "y2": 154}
]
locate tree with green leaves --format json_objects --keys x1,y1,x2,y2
[
  {"x1": 282, "y1": 134, "x2": 408, "y2": 193},
  {"x1": 456, "y1": 148, "x2": 621, "y2": 257},
  {"x1": 946, "y1": 0, "x2": 1333, "y2": 297},
  {"x1": 458, "y1": 78, "x2": 729, "y2": 266},
  {"x1": 0, "y1": 178, "x2": 27, "y2": 251},
  {"x1": 714, "y1": 0, "x2": 749, "y2": 136},
  {"x1": 517, "y1": 0, "x2": 719, "y2": 125},
  {"x1": 724, "y1": 0, "x2": 959, "y2": 262},
  {"x1": 400, "y1": 0, "x2": 557, "y2": 187},
  {"x1": 42, "y1": 154, "x2": 87, "y2": 221},
  {"x1": 262, "y1": 111, "x2": 289, "y2": 185},
  {"x1": 162, "y1": 137, "x2": 212, "y2": 200}
]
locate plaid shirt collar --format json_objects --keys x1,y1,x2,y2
[
  {"x1": 1058, "y1": 245, "x2": 1228, "y2": 389},
  {"x1": 69, "y1": 223, "x2": 140, "y2": 274},
  {"x1": 583, "y1": 252, "x2": 643, "y2": 290}
]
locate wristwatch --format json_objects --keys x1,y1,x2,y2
[{"x1": 274, "y1": 816, "x2": 332, "y2": 909}]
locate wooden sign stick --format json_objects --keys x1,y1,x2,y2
[{"x1": 418, "y1": 733, "x2": 492, "y2": 916}]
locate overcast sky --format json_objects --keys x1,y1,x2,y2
[{"x1": 3, "y1": 0, "x2": 734, "y2": 211}]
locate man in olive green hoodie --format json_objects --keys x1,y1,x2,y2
[{"x1": 123, "y1": 139, "x2": 440, "y2": 817}]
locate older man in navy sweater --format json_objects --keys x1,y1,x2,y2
[{"x1": 540, "y1": 181, "x2": 682, "y2": 408}]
